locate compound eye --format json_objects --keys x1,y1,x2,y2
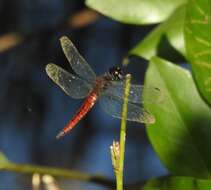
[{"x1": 108, "y1": 66, "x2": 124, "y2": 80}]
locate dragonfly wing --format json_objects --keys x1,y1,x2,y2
[
  {"x1": 99, "y1": 94, "x2": 155, "y2": 124},
  {"x1": 60, "y1": 36, "x2": 96, "y2": 81},
  {"x1": 46, "y1": 63, "x2": 93, "y2": 99},
  {"x1": 103, "y1": 81, "x2": 164, "y2": 104}
]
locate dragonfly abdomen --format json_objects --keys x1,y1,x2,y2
[{"x1": 56, "y1": 91, "x2": 98, "y2": 139}]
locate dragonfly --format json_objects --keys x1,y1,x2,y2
[{"x1": 46, "y1": 36, "x2": 163, "y2": 139}]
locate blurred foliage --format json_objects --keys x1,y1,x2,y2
[
  {"x1": 0, "y1": 152, "x2": 9, "y2": 167},
  {"x1": 130, "y1": 5, "x2": 186, "y2": 61},
  {"x1": 0, "y1": 151, "x2": 114, "y2": 188},
  {"x1": 86, "y1": 0, "x2": 186, "y2": 24}
]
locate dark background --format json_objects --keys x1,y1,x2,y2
[{"x1": 0, "y1": 0, "x2": 167, "y2": 189}]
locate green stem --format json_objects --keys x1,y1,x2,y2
[
  {"x1": 0, "y1": 162, "x2": 114, "y2": 188},
  {"x1": 117, "y1": 74, "x2": 131, "y2": 190}
]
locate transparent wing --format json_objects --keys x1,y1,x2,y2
[
  {"x1": 60, "y1": 36, "x2": 96, "y2": 81},
  {"x1": 99, "y1": 94, "x2": 155, "y2": 124},
  {"x1": 46, "y1": 63, "x2": 93, "y2": 99},
  {"x1": 103, "y1": 81, "x2": 164, "y2": 104}
]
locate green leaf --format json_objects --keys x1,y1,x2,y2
[
  {"x1": 86, "y1": 0, "x2": 186, "y2": 25},
  {"x1": 144, "y1": 57, "x2": 211, "y2": 178},
  {"x1": 185, "y1": 0, "x2": 211, "y2": 104},
  {"x1": 143, "y1": 176, "x2": 211, "y2": 190},
  {"x1": 130, "y1": 5, "x2": 186, "y2": 61}
]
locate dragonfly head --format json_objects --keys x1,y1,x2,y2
[{"x1": 109, "y1": 67, "x2": 124, "y2": 81}]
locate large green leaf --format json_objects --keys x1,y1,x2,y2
[
  {"x1": 130, "y1": 5, "x2": 186, "y2": 61},
  {"x1": 86, "y1": 0, "x2": 186, "y2": 25},
  {"x1": 185, "y1": 0, "x2": 211, "y2": 104},
  {"x1": 143, "y1": 176, "x2": 211, "y2": 190},
  {"x1": 144, "y1": 57, "x2": 211, "y2": 178}
]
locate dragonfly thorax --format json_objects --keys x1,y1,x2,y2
[{"x1": 92, "y1": 67, "x2": 124, "y2": 95}]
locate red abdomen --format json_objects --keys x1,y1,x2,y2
[{"x1": 56, "y1": 91, "x2": 98, "y2": 139}]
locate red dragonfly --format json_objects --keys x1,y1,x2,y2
[{"x1": 46, "y1": 36, "x2": 162, "y2": 139}]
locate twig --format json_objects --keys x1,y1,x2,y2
[{"x1": 0, "y1": 152, "x2": 114, "y2": 188}]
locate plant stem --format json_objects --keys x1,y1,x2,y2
[
  {"x1": 0, "y1": 162, "x2": 114, "y2": 188},
  {"x1": 117, "y1": 74, "x2": 131, "y2": 190}
]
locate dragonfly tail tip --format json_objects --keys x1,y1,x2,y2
[{"x1": 56, "y1": 131, "x2": 65, "y2": 139}]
